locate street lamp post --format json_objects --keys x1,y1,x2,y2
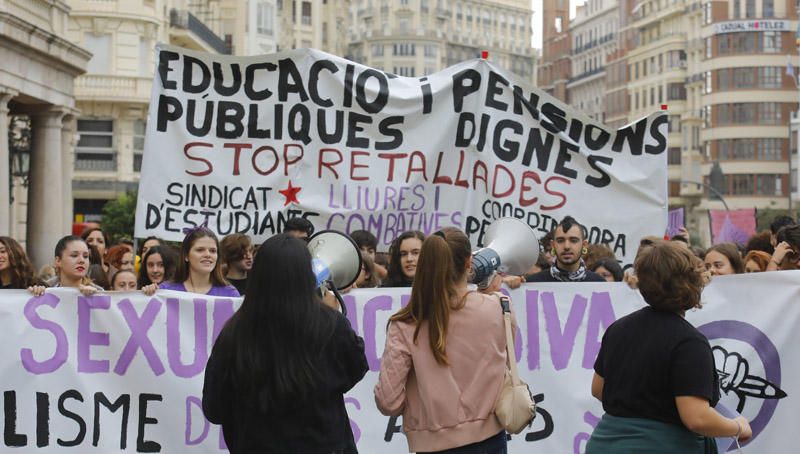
[{"x1": 681, "y1": 183, "x2": 729, "y2": 211}]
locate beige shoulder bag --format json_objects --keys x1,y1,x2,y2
[{"x1": 494, "y1": 295, "x2": 536, "y2": 434}]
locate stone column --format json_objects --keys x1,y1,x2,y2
[
  {"x1": 61, "y1": 113, "x2": 77, "y2": 234},
  {"x1": 0, "y1": 89, "x2": 18, "y2": 236},
  {"x1": 27, "y1": 108, "x2": 66, "y2": 268}
]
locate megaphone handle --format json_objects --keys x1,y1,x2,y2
[{"x1": 329, "y1": 281, "x2": 348, "y2": 317}]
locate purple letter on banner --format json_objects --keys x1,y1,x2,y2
[
  {"x1": 77, "y1": 295, "x2": 111, "y2": 373},
  {"x1": 115, "y1": 298, "x2": 166, "y2": 376},
  {"x1": 582, "y1": 292, "x2": 616, "y2": 369},
  {"x1": 542, "y1": 292, "x2": 588, "y2": 370},
  {"x1": 363, "y1": 295, "x2": 393, "y2": 371},
  {"x1": 212, "y1": 299, "x2": 235, "y2": 343},
  {"x1": 185, "y1": 396, "x2": 210, "y2": 445},
  {"x1": 526, "y1": 290, "x2": 540, "y2": 370},
  {"x1": 166, "y1": 298, "x2": 209, "y2": 378},
  {"x1": 21, "y1": 294, "x2": 68, "y2": 374}
]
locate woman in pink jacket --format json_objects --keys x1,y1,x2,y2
[{"x1": 375, "y1": 227, "x2": 512, "y2": 454}]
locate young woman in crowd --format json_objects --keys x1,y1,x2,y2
[
  {"x1": 743, "y1": 250, "x2": 771, "y2": 273},
  {"x1": 87, "y1": 245, "x2": 111, "y2": 290},
  {"x1": 138, "y1": 245, "x2": 177, "y2": 288},
  {"x1": 45, "y1": 235, "x2": 103, "y2": 295},
  {"x1": 0, "y1": 236, "x2": 40, "y2": 289},
  {"x1": 81, "y1": 227, "x2": 110, "y2": 273},
  {"x1": 375, "y1": 228, "x2": 512, "y2": 453},
  {"x1": 105, "y1": 244, "x2": 134, "y2": 276},
  {"x1": 381, "y1": 230, "x2": 424, "y2": 287},
  {"x1": 110, "y1": 269, "x2": 138, "y2": 291},
  {"x1": 590, "y1": 258, "x2": 624, "y2": 282},
  {"x1": 152, "y1": 228, "x2": 239, "y2": 297},
  {"x1": 203, "y1": 233, "x2": 368, "y2": 453},
  {"x1": 136, "y1": 236, "x2": 162, "y2": 273},
  {"x1": 220, "y1": 233, "x2": 253, "y2": 295},
  {"x1": 704, "y1": 243, "x2": 744, "y2": 276},
  {"x1": 353, "y1": 251, "x2": 379, "y2": 288},
  {"x1": 767, "y1": 225, "x2": 800, "y2": 271},
  {"x1": 587, "y1": 240, "x2": 751, "y2": 452}
]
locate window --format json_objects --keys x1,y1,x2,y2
[
  {"x1": 76, "y1": 119, "x2": 115, "y2": 171},
  {"x1": 668, "y1": 115, "x2": 681, "y2": 132},
  {"x1": 733, "y1": 0, "x2": 740, "y2": 18},
  {"x1": 393, "y1": 43, "x2": 415, "y2": 56},
  {"x1": 133, "y1": 120, "x2": 146, "y2": 172},
  {"x1": 668, "y1": 147, "x2": 681, "y2": 165},
  {"x1": 745, "y1": 0, "x2": 755, "y2": 17},
  {"x1": 257, "y1": 3, "x2": 275, "y2": 35},
  {"x1": 139, "y1": 38, "x2": 150, "y2": 77},
  {"x1": 372, "y1": 44, "x2": 384, "y2": 56},
  {"x1": 763, "y1": 32, "x2": 781, "y2": 53},
  {"x1": 760, "y1": 67, "x2": 781, "y2": 88},
  {"x1": 667, "y1": 83, "x2": 686, "y2": 100},
  {"x1": 763, "y1": 0, "x2": 774, "y2": 17},
  {"x1": 424, "y1": 44, "x2": 437, "y2": 58},
  {"x1": 393, "y1": 66, "x2": 415, "y2": 77},
  {"x1": 84, "y1": 33, "x2": 112, "y2": 74},
  {"x1": 301, "y1": 1, "x2": 311, "y2": 25},
  {"x1": 759, "y1": 102, "x2": 781, "y2": 124}
]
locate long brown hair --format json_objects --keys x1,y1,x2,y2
[
  {"x1": 388, "y1": 227, "x2": 471, "y2": 365},
  {"x1": 173, "y1": 228, "x2": 229, "y2": 286},
  {"x1": 0, "y1": 236, "x2": 38, "y2": 288}
]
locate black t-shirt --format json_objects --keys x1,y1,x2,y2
[
  {"x1": 594, "y1": 306, "x2": 720, "y2": 426},
  {"x1": 227, "y1": 277, "x2": 248, "y2": 296},
  {"x1": 525, "y1": 269, "x2": 607, "y2": 282}
]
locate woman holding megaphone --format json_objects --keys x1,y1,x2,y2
[
  {"x1": 375, "y1": 227, "x2": 514, "y2": 453},
  {"x1": 203, "y1": 233, "x2": 368, "y2": 453}
]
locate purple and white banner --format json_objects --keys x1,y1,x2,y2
[{"x1": 0, "y1": 273, "x2": 796, "y2": 452}]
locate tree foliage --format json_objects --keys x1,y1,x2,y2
[{"x1": 101, "y1": 190, "x2": 138, "y2": 243}]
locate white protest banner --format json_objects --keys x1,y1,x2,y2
[
  {"x1": 135, "y1": 45, "x2": 668, "y2": 265},
  {"x1": 0, "y1": 274, "x2": 796, "y2": 452}
]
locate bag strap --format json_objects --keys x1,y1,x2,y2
[{"x1": 499, "y1": 296, "x2": 521, "y2": 386}]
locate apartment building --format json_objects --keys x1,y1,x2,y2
[
  {"x1": 539, "y1": 0, "x2": 572, "y2": 100},
  {"x1": 346, "y1": 0, "x2": 535, "y2": 82},
  {"x1": 700, "y1": 2, "x2": 798, "y2": 218},
  {"x1": 65, "y1": 0, "x2": 231, "y2": 223},
  {"x1": 568, "y1": 0, "x2": 619, "y2": 121}
]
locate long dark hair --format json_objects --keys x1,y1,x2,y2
[
  {"x1": 0, "y1": 236, "x2": 38, "y2": 288},
  {"x1": 173, "y1": 228, "x2": 228, "y2": 286},
  {"x1": 389, "y1": 227, "x2": 471, "y2": 365},
  {"x1": 138, "y1": 245, "x2": 177, "y2": 287},
  {"x1": 223, "y1": 234, "x2": 337, "y2": 412},
  {"x1": 384, "y1": 230, "x2": 425, "y2": 286}
]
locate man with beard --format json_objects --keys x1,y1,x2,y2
[
  {"x1": 526, "y1": 216, "x2": 606, "y2": 283},
  {"x1": 221, "y1": 233, "x2": 254, "y2": 295}
]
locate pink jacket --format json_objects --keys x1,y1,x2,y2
[{"x1": 374, "y1": 292, "x2": 514, "y2": 452}]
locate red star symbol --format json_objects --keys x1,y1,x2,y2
[{"x1": 279, "y1": 181, "x2": 302, "y2": 206}]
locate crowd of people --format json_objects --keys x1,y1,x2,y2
[{"x1": 2, "y1": 213, "x2": 797, "y2": 453}]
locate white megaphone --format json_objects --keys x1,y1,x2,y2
[
  {"x1": 471, "y1": 217, "x2": 539, "y2": 287},
  {"x1": 308, "y1": 230, "x2": 363, "y2": 296}
]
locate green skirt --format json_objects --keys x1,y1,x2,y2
[{"x1": 586, "y1": 414, "x2": 718, "y2": 454}]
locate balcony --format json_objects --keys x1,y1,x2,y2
[
  {"x1": 75, "y1": 153, "x2": 117, "y2": 172},
  {"x1": 74, "y1": 75, "x2": 152, "y2": 103},
  {"x1": 567, "y1": 66, "x2": 604, "y2": 85},
  {"x1": 169, "y1": 9, "x2": 231, "y2": 54}
]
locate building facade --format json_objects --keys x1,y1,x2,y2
[
  {"x1": 567, "y1": 0, "x2": 619, "y2": 122},
  {"x1": 538, "y1": 0, "x2": 572, "y2": 100},
  {"x1": 1, "y1": 0, "x2": 91, "y2": 266},
  {"x1": 345, "y1": 0, "x2": 535, "y2": 81},
  {"x1": 538, "y1": 0, "x2": 800, "y2": 243},
  {"x1": 65, "y1": 0, "x2": 231, "y2": 225}
]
